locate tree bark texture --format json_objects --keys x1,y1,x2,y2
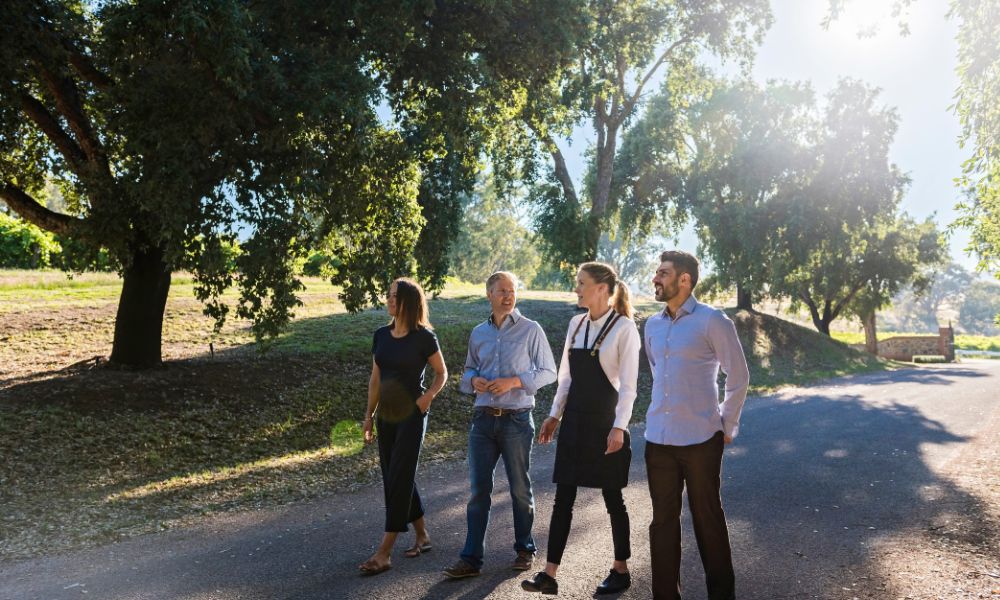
[
  {"x1": 109, "y1": 244, "x2": 172, "y2": 368},
  {"x1": 736, "y1": 284, "x2": 754, "y2": 311},
  {"x1": 862, "y1": 311, "x2": 878, "y2": 355}
]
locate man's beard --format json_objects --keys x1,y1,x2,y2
[{"x1": 654, "y1": 283, "x2": 677, "y2": 302}]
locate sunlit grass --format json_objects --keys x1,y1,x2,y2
[{"x1": 831, "y1": 331, "x2": 1000, "y2": 352}]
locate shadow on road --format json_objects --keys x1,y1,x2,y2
[{"x1": 719, "y1": 387, "x2": 995, "y2": 599}]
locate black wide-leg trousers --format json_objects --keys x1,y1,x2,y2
[{"x1": 376, "y1": 409, "x2": 427, "y2": 532}]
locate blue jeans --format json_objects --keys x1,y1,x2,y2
[{"x1": 460, "y1": 409, "x2": 536, "y2": 569}]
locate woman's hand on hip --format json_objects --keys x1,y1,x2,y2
[
  {"x1": 605, "y1": 427, "x2": 625, "y2": 454},
  {"x1": 416, "y1": 394, "x2": 432, "y2": 415},
  {"x1": 538, "y1": 416, "x2": 560, "y2": 444}
]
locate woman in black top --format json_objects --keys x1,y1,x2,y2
[{"x1": 359, "y1": 277, "x2": 448, "y2": 576}]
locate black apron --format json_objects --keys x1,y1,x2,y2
[{"x1": 552, "y1": 313, "x2": 631, "y2": 489}]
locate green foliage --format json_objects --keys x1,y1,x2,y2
[
  {"x1": 769, "y1": 80, "x2": 931, "y2": 334},
  {"x1": 0, "y1": 1, "x2": 587, "y2": 365},
  {"x1": 683, "y1": 78, "x2": 816, "y2": 308},
  {"x1": 449, "y1": 177, "x2": 543, "y2": 287},
  {"x1": 879, "y1": 262, "x2": 974, "y2": 331},
  {"x1": 0, "y1": 211, "x2": 61, "y2": 268},
  {"x1": 950, "y1": 0, "x2": 1000, "y2": 283},
  {"x1": 523, "y1": 0, "x2": 773, "y2": 267},
  {"x1": 959, "y1": 279, "x2": 1000, "y2": 335}
]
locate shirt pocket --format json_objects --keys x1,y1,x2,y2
[{"x1": 500, "y1": 340, "x2": 531, "y2": 375}]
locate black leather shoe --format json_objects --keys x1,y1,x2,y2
[
  {"x1": 521, "y1": 571, "x2": 558, "y2": 595},
  {"x1": 595, "y1": 569, "x2": 631, "y2": 594}
]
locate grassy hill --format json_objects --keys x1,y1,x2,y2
[{"x1": 0, "y1": 271, "x2": 884, "y2": 558}]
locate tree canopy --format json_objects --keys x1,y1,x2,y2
[{"x1": 0, "y1": 0, "x2": 585, "y2": 367}]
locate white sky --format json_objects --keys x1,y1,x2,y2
[{"x1": 558, "y1": 0, "x2": 977, "y2": 271}]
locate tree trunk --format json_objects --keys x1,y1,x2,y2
[
  {"x1": 109, "y1": 244, "x2": 171, "y2": 368},
  {"x1": 862, "y1": 311, "x2": 878, "y2": 355},
  {"x1": 736, "y1": 284, "x2": 754, "y2": 311}
]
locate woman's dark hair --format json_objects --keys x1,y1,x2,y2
[
  {"x1": 659, "y1": 250, "x2": 700, "y2": 289},
  {"x1": 391, "y1": 277, "x2": 432, "y2": 331}
]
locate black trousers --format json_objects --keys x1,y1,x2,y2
[
  {"x1": 646, "y1": 432, "x2": 735, "y2": 600},
  {"x1": 546, "y1": 483, "x2": 631, "y2": 565},
  {"x1": 376, "y1": 409, "x2": 427, "y2": 532}
]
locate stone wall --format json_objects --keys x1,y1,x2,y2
[{"x1": 877, "y1": 325, "x2": 955, "y2": 362}]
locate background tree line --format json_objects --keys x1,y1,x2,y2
[{"x1": 1, "y1": 0, "x2": 996, "y2": 368}]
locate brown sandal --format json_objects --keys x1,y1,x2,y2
[
  {"x1": 359, "y1": 559, "x2": 392, "y2": 576},
  {"x1": 403, "y1": 542, "x2": 433, "y2": 558}
]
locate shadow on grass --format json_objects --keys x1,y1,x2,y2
[{"x1": 0, "y1": 297, "x2": 902, "y2": 562}]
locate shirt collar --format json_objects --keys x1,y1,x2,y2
[
  {"x1": 489, "y1": 308, "x2": 522, "y2": 329},
  {"x1": 663, "y1": 295, "x2": 699, "y2": 320},
  {"x1": 588, "y1": 307, "x2": 615, "y2": 326}
]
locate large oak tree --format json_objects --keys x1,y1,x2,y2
[{"x1": 0, "y1": 0, "x2": 583, "y2": 368}]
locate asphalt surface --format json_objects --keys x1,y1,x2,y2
[{"x1": 3, "y1": 360, "x2": 999, "y2": 600}]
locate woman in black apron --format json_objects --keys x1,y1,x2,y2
[{"x1": 524, "y1": 262, "x2": 641, "y2": 595}]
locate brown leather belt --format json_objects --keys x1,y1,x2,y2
[{"x1": 477, "y1": 406, "x2": 532, "y2": 417}]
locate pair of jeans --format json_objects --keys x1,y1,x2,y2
[
  {"x1": 646, "y1": 431, "x2": 735, "y2": 600},
  {"x1": 545, "y1": 484, "x2": 631, "y2": 565},
  {"x1": 376, "y1": 408, "x2": 428, "y2": 532},
  {"x1": 459, "y1": 409, "x2": 536, "y2": 569}
]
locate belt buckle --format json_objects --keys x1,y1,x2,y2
[{"x1": 490, "y1": 407, "x2": 503, "y2": 417}]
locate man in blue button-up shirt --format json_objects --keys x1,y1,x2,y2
[
  {"x1": 442, "y1": 271, "x2": 558, "y2": 580},
  {"x1": 643, "y1": 250, "x2": 749, "y2": 600}
]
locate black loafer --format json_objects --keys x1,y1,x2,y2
[
  {"x1": 521, "y1": 571, "x2": 558, "y2": 595},
  {"x1": 595, "y1": 569, "x2": 631, "y2": 594}
]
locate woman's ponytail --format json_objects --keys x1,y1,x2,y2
[{"x1": 612, "y1": 280, "x2": 634, "y2": 320}]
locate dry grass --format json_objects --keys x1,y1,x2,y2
[{"x1": 0, "y1": 270, "x2": 886, "y2": 559}]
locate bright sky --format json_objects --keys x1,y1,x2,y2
[{"x1": 559, "y1": 0, "x2": 976, "y2": 271}]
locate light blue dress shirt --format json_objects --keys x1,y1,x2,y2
[
  {"x1": 644, "y1": 296, "x2": 750, "y2": 446},
  {"x1": 460, "y1": 308, "x2": 558, "y2": 409}
]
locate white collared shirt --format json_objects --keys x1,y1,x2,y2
[{"x1": 549, "y1": 309, "x2": 641, "y2": 430}]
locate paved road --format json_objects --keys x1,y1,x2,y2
[{"x1": 3, "y1": 360, "x2": 999, "y2": 600}]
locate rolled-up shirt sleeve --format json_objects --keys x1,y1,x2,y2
[
  {"x1": 459, "y1": 336, "x2": 479, "y2": 396},
  {"x1": 548, "y1": 317, "x2": 579, "y2": 421},
  {"x1": 613, "y1": 320, "x2": 641, "y2": 430},
  {"x1": 517, "y1": 323, "x2": 557, "y2": 396},
  {"x1": 708, "y1": 312, "x2": 750, "y2": 439}
]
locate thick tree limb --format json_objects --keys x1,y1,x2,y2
[
  {"x1": 1, "y1": 182, "x2": 76, "y2": 235},
  {"x1": 18, "y1": 92, "x2": 88, "y2": 169},
  {"x1": 36, "y1": 63, "x2": 108, "y2": 171},
  {"x1": 526, "y1": 120, "x2": 579, "y2": 206},
  {"x1": 68, "y1": 51, "x2": 113, "y2": 90}
]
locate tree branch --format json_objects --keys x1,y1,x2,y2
[
  {"x1": 525, "y1": 120, "x2": 579, "y2": 206},
  {"x1": 36, "y1": 62, "x2": 108, "y2": 170},
  {"x1": 1, "y1": 182, "x2": 76, "y2": 235},
  {"x1": 623, "y1": 35, "x2": 694, "y2": 116},
  {"x1": 68, "y1": 51, "x2": 113, "y2": 89},
  {"x1": 18, "y1": 92, "x2": 88, "y2": 169}
]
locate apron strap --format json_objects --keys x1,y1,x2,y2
[{"x1": 590, "y1": 312, "x2": 622, "y2": 356}]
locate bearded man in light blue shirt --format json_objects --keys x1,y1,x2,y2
[
  {"x1": 643, "y1": 250, "x2": 749, "y2": 600},
  {"x1": 442, "y1": 271, "x2": 558, "y2": 579}
]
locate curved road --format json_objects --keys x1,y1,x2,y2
[{"x1": 3, "y1": 360, "x2": 999, "y2": 599}]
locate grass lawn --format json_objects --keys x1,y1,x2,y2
[
  {"x1": 0, "y1": 270, "x2": 885, "y2": 559},
  {"x1": 830, "y1": 330, "x2": 1000, "y2": 353}
]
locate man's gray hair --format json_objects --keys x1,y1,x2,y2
[{"x1": 486, "y1": 271, "x2": 520, "y2": 292}]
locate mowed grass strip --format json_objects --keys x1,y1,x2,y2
[{"x1": 0, "y1": 271, "x2": 885, "y2": 558}]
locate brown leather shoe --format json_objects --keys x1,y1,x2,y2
[
  {"x1": 442, "y1": 559, "x2": 481, "y2": 579},
  {"x1": 511, "y1": 549, "x2": 535, "y2": 571}
]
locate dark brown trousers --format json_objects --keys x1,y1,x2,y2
[{"x1": 646, "y1": 432, "x2": 735, "y2": 600}]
